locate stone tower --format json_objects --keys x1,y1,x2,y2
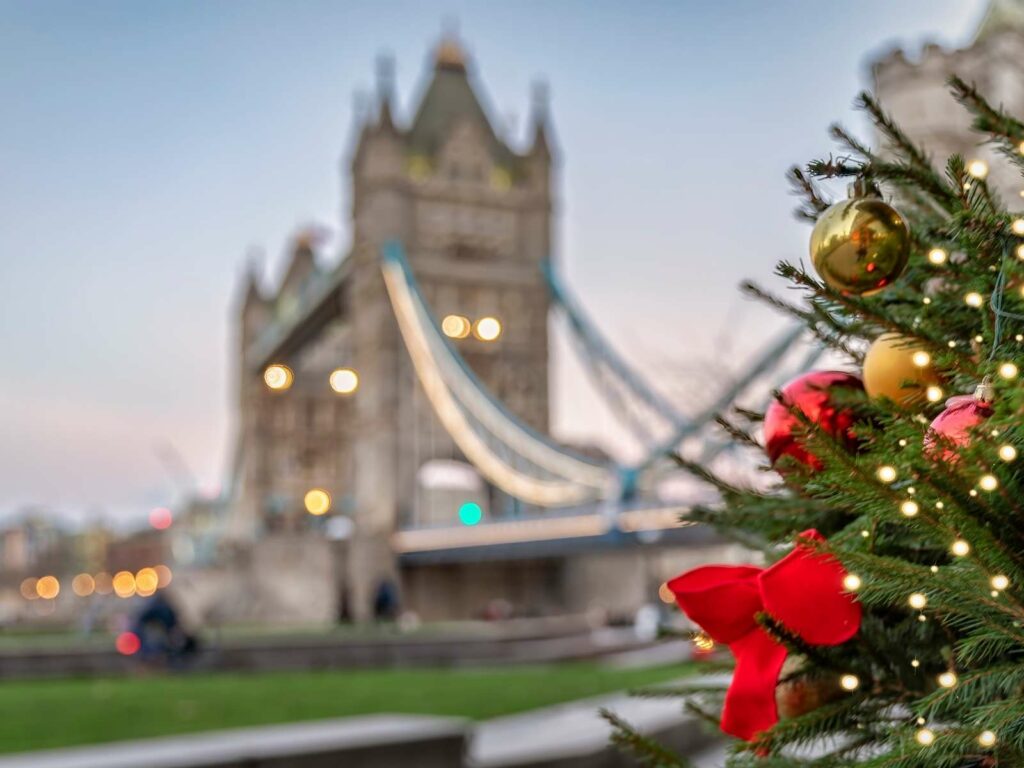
[
  {"x1": 872, "y1": 0, "x2": 1024, "y2": 203},
  {"x1": 231, "y1": 36, "x2": 555, "y2": 621}
]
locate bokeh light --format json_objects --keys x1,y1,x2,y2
[
  {"x1": 329, "y1": 368, "x2": 359, "y2": 394},
  {"x1": 113, "y1": 571, "x2": 136, "y2": 598},
  {"x1": 657, "y1": 582, "x2": 675, "y2": 604},
  {"x1": 19, "y1": 578, "x2": 38, "y2": 600},
  {"x1": 72, "y1": 573, "x2": 95, "y2": 597},
  {"x1": 94, "y1": 572, "x2": 113, "y2": 595},
  {"x1": 116, "y1": 632, "x2": 141, "y2": 656},
  {"x1": 135, "y1": 567, "x2": 159, "y2": 596},
  {"x1": 149, "y1": 507, "x2": 173, "y2": 530},
  {"x1": 442, "y1": 314, "x2": 472, "y2": 339},
  {"x1": 474, "y1": 317, "x2": 502, "y2": 341},
  {"x1": 458, "y1": 501, "x2": 483, "y2": 526},
  {"x1": 264, "y1": 364, "x2": 294, "y2": 391},
  {"x1": 154, "y1": 564, "x2": 173, "y2": 588},
  {"x1": 304, "y1": 488, "x2": 332, "y2": 515},
  {"x1": 35, "y1": 576, "x2": 60, "y2": 600}
]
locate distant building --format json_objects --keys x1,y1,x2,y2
[
  {"x1": 872, "y1": 0, "x2": 1024, "y2": 202},
  {"x1": 231, "y1": 36, "x2": 565, "y2": 622}
]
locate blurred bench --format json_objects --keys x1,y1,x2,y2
[{"x1": 0, "y1": 715, "x2": 468, "y2": 768}]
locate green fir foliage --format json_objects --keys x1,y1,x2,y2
[{"x1": 644, "y1": 79, "x2": 1024, "y2": 766}]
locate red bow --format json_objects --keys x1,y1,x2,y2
[{"x1": 668, "y1": 530, "x2": 861, "y2": 742}]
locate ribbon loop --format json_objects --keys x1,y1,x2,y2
[{"x1": 668, "y1": 529, "x2": 861, "y2": 742}]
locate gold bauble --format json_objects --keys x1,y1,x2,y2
[
  {"x1": 810, "y1": 197, "x2": 910, "y2": 295},
  {"x1": 775, "y1": 656, "x2": 841, "y2": 719},
  {"x1": 863, "y1": 333, "x2": 941, "y2": 405}
]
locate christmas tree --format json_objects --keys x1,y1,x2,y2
[{"x1": 608, "y1": 78, "x2": 1024, "y2": 766}]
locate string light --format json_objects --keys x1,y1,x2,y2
[
  {"x1": 329, "y1": 367, "x2": 359, "y2": 394},
  {"x1": 876, "y1": 465, "x2": 897, "y2": 483},
  {"x1": 911, "y1": 659, "x2": 921, "y2": 668},
  {"x1": 991, "y1": 574, "x2": 1010, "y2": 591},
  {"x1": 968, "y1": 159, "x2": 989, "y2": 179},
  {"x1": 978, "y1": 730, "x2": 997, "y2": 747},
  {"x1": 861, "y1": 529, "x2": 870, "y2": 538},
  {"x1": 970, "y1": 489, "x2": 979, "y2": 497},
  {"x1": 840, "y1": 674, "x2": 860, "y2": 691},
  {"x1": 907, "y1": 486, "x2": 916, "y2": 495},
  {"x1": 927, "y1": 248, "x2": 947, "y2": 265},
  {"x1": 474, "y1": 317, "x2": 502, "y2": 342},
  {"x1": 264, "y1": 364, "x2": 293, "y2": 391},
  {"x1": 916, "y1": 728, "x2": 936, "y2": 746},
  {"x1": 926, "y1": 385, "x2": 945, "y2": 403},
  {"x1": 901, "y1": 500, "x2": 920, "y2": 517},
  {"x1": 909, "y1": 592, "x2": 927, "y2": 610},
  {"x1": 999, "y1": 444, "x2": 1017, "y2": 462},
  {"x1": 1013, "y1": 218, "x2": 1024, "y2": 236},
  {"x1": 950, "y1": 539, "x2": 970, "y2": 557},
  {"x1": 979, "y1": 474, "x2": 999, "y2": 492},
  {"x1": 965, "y1": 292, "x2": 984, "y2": 308},
  {"x1": 304, "y1": 488, "x2": 332, "y2": 515},
  {"x1": 899, "y1": 439, "x2": 908, "y2": 447},
  {"x1": 948, "y1": 340, "x2": 957, "y2": 348},
  {"x1": 1017, "y1": 244, "x2": 1024, "y2": 260},
  {"x1": 441, "y1": 314, "x2": 471, "y2": 339},
  {"x1": 937, "y1": 671, "x2": 958, "y2": 688},
  {"x1": 999, "y1": 362, "x2": 1018, "y2": 380},
  {"x1": 930, "y1": 565, "x2": 939, "y2": 573},
  {"x1": 843, "y1": 574, "x2": 862, "y2": 592},
  {"x1": 911, "y1": 351, "x2": 931, "y2": 368}
]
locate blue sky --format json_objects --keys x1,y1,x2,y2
[{"x1": 0, "y1": 1, "x2": 988, "y2": 525}]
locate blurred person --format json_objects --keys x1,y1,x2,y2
[
  {"x1": 372, "y1": 578, "x2": 398, "y2": 622},
  {"x1": 132, "y1": 591, "x2": 199, "y2": 669}
]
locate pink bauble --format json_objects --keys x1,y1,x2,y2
[
  {"x1": 924, "y1": 392, "x2": 993, "y2": 462},
  {"x1": 764, "y1": 371, "x2": 865, "y2": 471}
]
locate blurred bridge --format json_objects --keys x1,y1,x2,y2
[{"x1": 377, "y1": 240, "x2": 817, "y2": 561}]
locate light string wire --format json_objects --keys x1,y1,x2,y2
[{"x1": 989, "y1": 238, "x2": 1021, "y2": 359}]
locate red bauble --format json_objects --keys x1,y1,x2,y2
[
  {"x1": 764, "y1": 371, "x2": 864, "y2": 471},
  {"x1": 924, "y1": 384, "x2": 994, "y2": 462}
]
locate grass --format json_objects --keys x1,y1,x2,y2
[{"x1": 0, "y1": 661, "x2": 695, "y2": 754}]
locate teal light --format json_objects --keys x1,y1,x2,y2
[{"x1": 458, "y1": 502, "x2": 483, "y2": 526}]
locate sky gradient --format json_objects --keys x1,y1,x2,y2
[{"x1": 0, "y1": 1, "x2": 989, "y2": 526}]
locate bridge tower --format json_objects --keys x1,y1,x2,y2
[{"x1": 345, "y1": 36, "x2": 555, "y2": 618}]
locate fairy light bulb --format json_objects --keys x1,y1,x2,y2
[
  {"x1": 876, "y1": 465, "x2": 897, "y2": 483},
  {"x1": 840, "y1": 674, "x2": 860, "y2": 691},
  {"x1": 999, "y1": 362, "x2": 1018, "y2": 379},
  {"x1": 1012, "y1": 218, "x2": 1024, "y2": 235},
  {"x1": 968, "y1": 159, "x2": 989, "y2": 179},
  {"x1": 978, "y1": 730, "x2": 997, "y2": 747},
  {"x1": 999, "y1": 444, "x2": 1017, "y2": 462},
  {"x1": 901, "y1": 500, "x2": 920, "y2": 517},
  {"x1": 979, "y1": 474, "x2": 999, "y2": 492},
  {"x1": 950, "y1": 539, "x2": 970, "y2": 557},
  {"x1": 911, "y1": 659, "x2": 921, "y2": 668},
  {"x1": 1017, "y1": 244, "x2": 1024, "y2": 260},
  {"x1": 937, "y1": 671, "x2": 958, "y2": 688},
  {"x1": 909, "y1": 592, "x2": 927, "y2": 610},
  {"x1": 911, "y1": 351, "x2": 931, "y2": 368},
  {"x1": 965, "y1": 292, "x2": 984, "y2": 308},
  {"x1": 991, "y1": 574, "x2": 1010, "y2": 591},
  {"x1": 927, "y1": 248, "x2": 947, "y2": 265},
  {"x1": 930, "y1": 565, "x2": 939, "y2": 573},
  {"x1": 916, "y1": 728, "x2": 936, "y2": 746},
  {"x1": 843, "y1": 574, "x2": 862, "y2": 592}
]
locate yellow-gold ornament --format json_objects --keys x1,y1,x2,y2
[
  {"x1": 863, "y1": 333, "x2": 941, "y2": 405},
  {"x1": 810, "y1": 194, "x2": 910, "y2": 295}
]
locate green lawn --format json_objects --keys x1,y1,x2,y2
[{"x1": 0, "y1": 662, "x2": 695, "y2": 754}]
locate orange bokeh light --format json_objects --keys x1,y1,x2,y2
[
  {"x1": 35, "y1": 575, "x2": 60, "y2": 600},
  {"x1": 112, "y1": 571, "x2": 136, "y2": 598}
]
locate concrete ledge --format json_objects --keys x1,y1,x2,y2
[
  {"x1": 0, "y1": 715, "x2": 468, "y2": 768},
  {"x1": 468, "y1": 684, "x2": 720, "y2": 768}
]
